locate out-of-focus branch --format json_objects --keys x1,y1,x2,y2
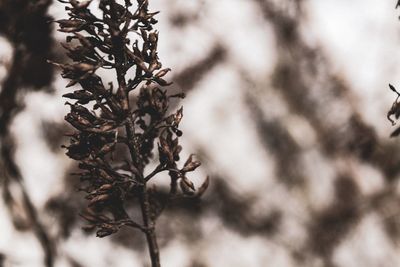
[{"x1": 0, "y1": 1, "x2": 56, "y2": 266}]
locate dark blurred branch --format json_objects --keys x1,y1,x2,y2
[
  {"x1": 0, "y1": 0, "x2": 55, "y2": 266},
  {"x1": 174, "y1": 44, "x2": 226, "y2": 92},
  {"x1": 245, "y1": 93, "x2": 304, "y2": 186},
  {"x1": 252, "y1": 0, "x2": 400, "y2": 180}
]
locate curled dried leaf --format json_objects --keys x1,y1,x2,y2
[
  {"x1": 96, "y1": 226, "x2": 118, "y2": 238},
  {"x1": 174, "y1": 107, "x2": 183, "y2": 126},
  {"x1": 391, "y1": 127, "x2": 400, "y2": 137},
  {"x1": 181, "y1": 176, "x2": 195, "y2": 191},
  {"x1": 82, "y1": 224, "x2": 96, "y2": 231},
  {"x1": 196, "y1": 176, "x2": 210, "y2": 197},
  {"x1": 98, "y1": 184, "x2": 113, "y2": 192},
  {"x1": 182, "y1": 161, "x2": 201, "y2": 173},
  {"x1": 88, "y1": 194, "x2": 110, "y2": 206},
  {"x1": 388, "y1": 101, "x2": 400, "y2": 125},
  {"x1": 180, "y1": 179, "x2": 195, "y2": 195},
  {"x1": 182, "y1": 154, "x2": 201, "y2": 173}
]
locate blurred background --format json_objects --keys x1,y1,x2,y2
[{"x1": 2, "y1": 0, "x2": 400, "y2": 266}]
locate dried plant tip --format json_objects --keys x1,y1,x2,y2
[
  {"x1": 174, "y1": 107, "x2": 183, "y2": 125},
  {"x1": 181, "y1": 176, "x2": 195, "y2": 191},
  {"x1": 182, "y1": 154, "x2": 201, "y2": 173},
  {"x1": 88, "y1": 194, "x2": 110, "y2": 206},
  {"x1": 388, "y1": 101, "x2": 400, "y2": 125},
  {"x1": 196, "y1": 176, "x2": 210, "y2": 197},
  {"x1": 98, "y1": 184, "x2": 113, "y2": 191},
  {"x1": 155, "y1": 68, "x2": 171, "y2": 78},
  {"x1": 390, "y1": 126, "x2": 400, "y2": 137},
  {"x1": 96, "y1": 226, "x2": 117, "y2": 238},
  {"x1": 180, "y1": 178, "x2": 195, "y2": 195},
  {"x1": 79, "y1": 213, "x2": 98, "y2": 223},
  {"x1": 169, "y1": 92, "x2": 186, "y2": 99},
  {"x1": 181, "y1": 161, "x2": 201, "y2": 173},
  {"x1": 55, "y1": 1, "x2": 209, "y2": 265},
  {"x1": 82, "y1": 224, "x2": 96, "y2": 231}
]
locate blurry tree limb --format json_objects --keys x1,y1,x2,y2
[{"x1": 0, "y1": 0, "x2": 56, "y2": 266}]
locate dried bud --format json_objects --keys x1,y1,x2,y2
[
  {"x1": 155, "y1": 68, "x2": 171, "y2": 78},
  {"x1": 182, "y1": 160, "x2": 201, "y2": 173},
  {"x1": 63, "y1": 90, "x2": 95, "y2": 104},
  {"x1": 88, "y1": 194, "x2": 110, "y2": 206},
  {"x1": 96, "y1": 226, "x2": 118, "y2": 237},
  {"x1": 56, "y1": 19, "x2": 86, "y2": 32},
  {"x1": 196, "y1": 176, "x2": 210, "y2": 197},
  {"x1": 180, "y1": 178, "x2": 195, "y2": 195},
  {"x1": 174, "y1": 107, "x2": 183, "y2": 126},
  {"x1": 98, "y1": 184, "x2": 113, "y2": 192},
  {"x1": 148, "y1": 32, "x2": 158, "y2": 43},
  {"x1": 181, "y1": 176, "x2": 195, "y2": 191}
]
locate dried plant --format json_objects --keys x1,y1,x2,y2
[
  {"x1": 388, "y1": 84, "x2": 400, "y2": 127},
  {"x1": 51, "y1": 0, "x2": 209, "y2": 266},
  {"x1": 388, "y1": 4, "x2": 400, "y2": 132}
]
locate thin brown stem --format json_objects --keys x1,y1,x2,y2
[
  {"x1": 107, "y1": 2, "x2": 161, "y2": 264},
  {"x1": 125, "y1": 117, "x2": 161, "y2": 266},
  {"x1": 139, "y1": 185, "x2": 161, "y2": 267},
  {"x1": 144, "y1": 165, "x2": 167, "y2": 182}
]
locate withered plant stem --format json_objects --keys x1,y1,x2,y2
[
  {"x1": 55, "y1": 1, "x2": 209, "y2": 266},
  {"x1": 107, "y1": 3, "x2": 160, "y2": 263},
  {"x1": 139, "y1": 185, "x2": 161, "y2": 267},
  {"x1": 126, "y1": 118, "x2": 161, "y2": 266}
]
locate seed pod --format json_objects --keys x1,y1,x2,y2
[
  {"x1": 98, "y1": 184, "x2": 113, "y2": 192},
  {"x1": 174, "y1": 107, "x2": 183, "y2": 126},
  {"x1": 57, "y1": 19, "x2": 86, "y2": 32},
  {"x1": 168, "y1": 93, "x2": 186, "y2": 99},
  {"x1": 148, "y1": 61, "x2": 161, "y2": 73},
  {"x1": 80, "y1": 213, "x2": 98, "y2": 223},
  {"x1": 158, "y1": 141, "x2": 174, "y2": 164},
  {"x1": 63, "y1": 90, "x2": 95, "y2": 104},
  {"x1": 98, "y1": 169, "x2": 113, "y2": 181},
  {"x1": 96, "y1": 142, "x2": 116, "y2": 157},
  {"x1": 148, "y1": 32, "x2": 158, "y2": 43},
  {"x1": 155, "y1": 68, "x2": 170, "y2": 78},
  {"x1": 74, "y1": 33, "x2": 93, "y2": 48},
  {"x1": 82, "y1": 224, "x2": 96, "y2": 231},
  {"x1": 96, "y1": 214, "x2": 112, "y2": 222},
  {"x1": 74, "y1": 63, "x2": 97, "y2": 73},
  {"x1": 180, "y1": 178, "x2": 195, "y2": 195},
  {"x1": 181, "y1": 176, "x2": 195, "y2": 191},
  {"x1": 196, "y1": 176, "x2": 210, "y2": 197},
  {"x1": 70, "y1": 0, "x2": 92, "y2": 10},
  {"x1": 89, "y1": 194, "x2": 110, "y2": 206},
  {"x1": 182, "y1": 161, "x2": 201, "y2": 173},
  {"x1": 96, "y1": 227, "x2": 116, "y2": 238},
  {"x1": 153, "y1": 77, "x2": 172, "y2": 86}
]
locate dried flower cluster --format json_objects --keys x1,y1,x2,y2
[
  {"x1": 388, "y1": 84, "x2": 400, "y2": 136},
  {"x1": 52, "y1": 0, "x2": 208, "y2": 266}
]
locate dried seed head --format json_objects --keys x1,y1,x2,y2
[
  {"x1": 55, "y1": 0, "x2": 208, "y2": 240},
  {"x1": 180, "y1": 179, "x2": 195, "y2": 196}
]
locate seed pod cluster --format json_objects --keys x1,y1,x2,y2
[
  {"x1": 388, "y1": 84, "x2": 400, "y2": 137},
  {"x1": 54, "y1": 0, "x2": 209, "y2": 241}
]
